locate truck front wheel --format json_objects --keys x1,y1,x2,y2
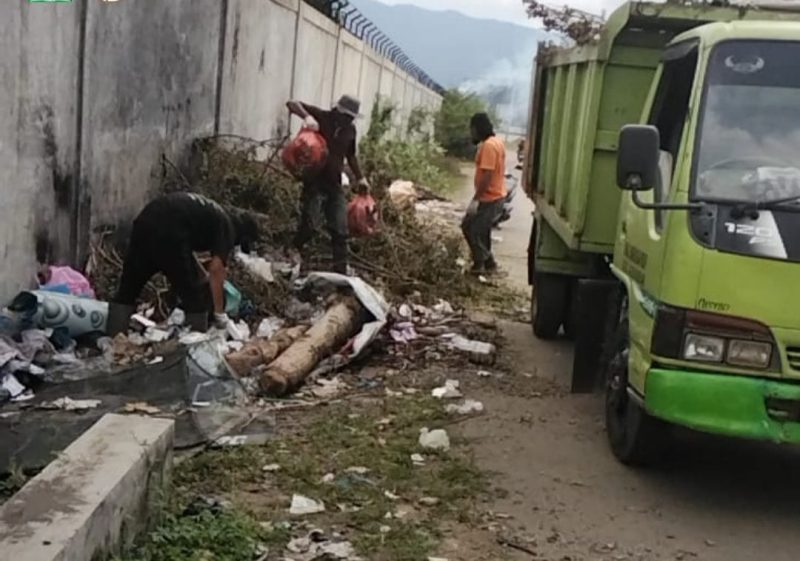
[
  {"x1": 605, "y1": 318, "x2": 669, "y2": 466},
  {"x1": 532, "y1": 273, "x2": 568, "y2": 339}
]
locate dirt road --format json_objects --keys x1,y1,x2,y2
[{"x1": 457, "y1": 170, "x2": 800, "y2": 561}]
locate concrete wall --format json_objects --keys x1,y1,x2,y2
[
  {"x1": 0, "y1": 2, "x2": 81, "y2": 299},
  {"x1": 0, "y1": 0, "x2": 442, "y2": 302}
]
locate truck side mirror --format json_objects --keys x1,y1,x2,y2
[{"x1": 617, "y1": 125, "x2": 660, "y2": 191}]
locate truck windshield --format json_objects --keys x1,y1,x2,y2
[{"x1": 695, "y1": 41, "x2": 800, "y2": 205}]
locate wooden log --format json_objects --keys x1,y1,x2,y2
[
  {"x1": 225, "y1": 325, "x2": 308, "y2": 377},
  {"x1": 259, "y1": 296, "x2": 363, "y2": 396}
]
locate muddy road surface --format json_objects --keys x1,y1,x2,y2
[{"x1": 458, "y1": 168, "x2": 800, "y2": 561}]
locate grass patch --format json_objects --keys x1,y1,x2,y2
[
  {"x1": 121, "y1": 395, "x2": 486, "y2": 561},
  {"x1": 119, "y1": 509, "x2": 268, "y2": 561},
  {"x1": 0, "y1": 464, "x2": 32, "y2": 504}
]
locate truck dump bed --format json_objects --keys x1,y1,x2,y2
[{"x1": 526, "y1": 1, "x2": 799, "y2": 254}]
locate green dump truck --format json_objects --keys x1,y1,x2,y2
[{"x1": 524, "y1": 1, "x2": 800, "y2": 464}]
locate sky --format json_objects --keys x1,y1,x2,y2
[{"x1": 371, "y1": 0, "x2": 625, "y2": 26}]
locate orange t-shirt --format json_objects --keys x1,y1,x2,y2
[{"x1": 474, "y1": 136, "x2": 507, "y2": 202}]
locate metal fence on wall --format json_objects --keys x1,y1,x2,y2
[{"x1": 306, "y1": 0, "x2": 445, "y2": 94}]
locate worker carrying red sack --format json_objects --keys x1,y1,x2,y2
[
  {"x1": 347, "y1": 189, "x2": 380, "y2": 238},
  {"x1": 286, "y1": 95, "x2": 371, "y2": 275},
  {"x1": 282, "y1": 128, "x2": 329, "y2": 180}
]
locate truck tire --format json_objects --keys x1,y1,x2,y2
[
  {"x1": 532, "y1": 273, "x2": 568, "y2": 339},
  {"x1": 604, "y1": 312, "x2": 669, "y2": 466}
]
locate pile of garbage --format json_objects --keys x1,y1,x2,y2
[{"x1": 184, "y1": 138, "x2": 473, "y2": 301}]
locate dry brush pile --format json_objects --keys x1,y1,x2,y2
[{"x1": 89, "y1": 134, "x2": 475, "y2": 320}]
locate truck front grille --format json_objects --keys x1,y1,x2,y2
[{"x1": 786, "y1": 347, "x2": 800, "y2": 371}]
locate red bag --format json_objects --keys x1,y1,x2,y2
[
  {"x1": 347, "y1": 194, "x2": 380, "y2": 237},
  {"x1": 282, "y1": 128, "x2": 329, "y2": 179}
]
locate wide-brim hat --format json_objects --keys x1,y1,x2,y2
[{"x1": 335, "y1": 95, "x2": 362, "y2": 118}]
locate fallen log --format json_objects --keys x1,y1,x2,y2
[
  {"x1": 259, "y1": 296, "x2": 363, "y2": 396},
  {"x1": 226, "y1": 325, "x2": 308, "y2": 377}
]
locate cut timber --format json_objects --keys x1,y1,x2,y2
[
  {"x1": 226, "y1": 325, "x2": 308, "y2": 377},
  {"x1": 259, "y1": 296, "x2": 363, "y2": 396}
]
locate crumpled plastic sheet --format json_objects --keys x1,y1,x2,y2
[
  {"x1": 185, "y1": 334, "x2": 247, "y2": 406},
  {"x1": 295, "y1": 273, "x2": 389, "y2": 377}
]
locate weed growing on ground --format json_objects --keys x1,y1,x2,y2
[{"x1": 122, "y1": 395, "x2": 486, "y2": 561}]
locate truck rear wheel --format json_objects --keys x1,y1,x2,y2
[
  {"x1": 605, "y1": 315, "x2": 669, "y2": 466},
  {"x1": 532, "y1": 273, "x2": 568, "y2": 339}
]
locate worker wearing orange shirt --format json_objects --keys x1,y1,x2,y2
[{"x1": 462, "y1": 113, "x2": 507, "y2": 274}]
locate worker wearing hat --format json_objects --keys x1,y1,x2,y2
[{"x1": 287, "y1": 95, "x2": 370, "y2": 275}]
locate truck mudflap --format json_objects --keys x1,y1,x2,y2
[
  {"x1": 571, "y1": 279, "x2": 622, "y2": 394},
  {"x1": 645, "y1": 368, "x2": 800, "y2": 444}
]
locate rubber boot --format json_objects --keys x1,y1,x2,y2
[
  {"x1": 106, "y1": 303, "x2": 135, "y2": 337},
  {"x1": 185, "y1": 312, "x2": 209, "y2": 333}
]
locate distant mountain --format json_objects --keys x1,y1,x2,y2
[{"x1": 349, "y1": 0, "x2": 550, "y2": 128}]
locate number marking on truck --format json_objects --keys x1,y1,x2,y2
[{"x1": 724, "y1": 222, "x2": 780, "y2": 246}]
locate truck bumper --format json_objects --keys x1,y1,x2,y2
[{"x1": 646, "y1": 368, "x2": 800, "y2": 444}]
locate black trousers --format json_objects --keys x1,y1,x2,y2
[
  {"x1": 114, "y1": 220, "x2": 209, "y2": 313},
  {"x1": 294, "y1": 179, "x2": 348, "y2": 274},
  {"x1": 461, "y1": 199, "x2": 503, "y2": 268}
]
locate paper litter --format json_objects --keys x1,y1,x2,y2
[
  {"x1": 122, "y1": 402, "x2": 161, "y2": 415},
  {"x1": 236, "y1": 252, "x2": 275, "y2": 283},
  {"x1": 38, "y1": 397, "x2": 102, "y2": 411},
  {"x1": 432, "y1": 379, "x2": 462, "y2": 400},
  {"x1": 445, "y1": 399, "x2": 485, "y2": 415},
  {"x1": 289, "y1": 494, "x2": 326, "y2": 515},
  {"x1": 419, "y1": 428, "x2": 450, "y2": 451},
  {"x1": 256, "y1": 316, "x2": 285, "y2": 339}
]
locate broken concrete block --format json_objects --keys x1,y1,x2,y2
[{"x1": 0, "y1": 413, "x2": 175, "y2": 561}]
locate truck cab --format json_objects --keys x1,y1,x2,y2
[
  {"x1": 524, "y1": 2, "x2": 800, "y2": 464},
  {"x1": 612, "y1": 21, "x2": 800, "y2": 463}
]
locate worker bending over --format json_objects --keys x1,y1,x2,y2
[
  {"x1": 286, "y1": 95, "x2": 370, "y2": 274},
  {"x1": 107, "y1": 192, "x2": 259, "y2": 335}
]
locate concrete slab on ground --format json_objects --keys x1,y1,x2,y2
[{"x1": 0, "y1": 414, "x2": 174, "y2": 561}]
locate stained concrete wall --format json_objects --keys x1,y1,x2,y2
[
  {"x1": 0, "y1": 0, "x2": 442, "y2": 302},
  {"x1": 217, "y1": 0, "x2": 299, "y2": 141},
  {"x1": 79, "y1": 0, "x2": 222, "y2": 252},
  {"x1": 0, "y1": 2, "x2": 82, "y2": 299}
]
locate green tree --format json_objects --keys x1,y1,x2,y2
[{"x1": 434, "y1": 89, "x2": 491, "y2": 159}]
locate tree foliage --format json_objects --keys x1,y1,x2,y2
[
  {"x1": 434, "y1": 89, "x2": 491, "y2": 159},
  {"x1": 359, "y1": 97, "x2": 457, "y2": 193}
]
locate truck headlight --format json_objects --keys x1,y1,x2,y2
[
  {"x1": 727, "y1": 339, "x2": 772, "y2": 369},
  {"x1": 683, "y1": 333, "x2": 724, "y2": 363}
]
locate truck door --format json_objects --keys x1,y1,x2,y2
[{"x1": 620, "y1": 41, "x2": 699, "y2": 390}]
